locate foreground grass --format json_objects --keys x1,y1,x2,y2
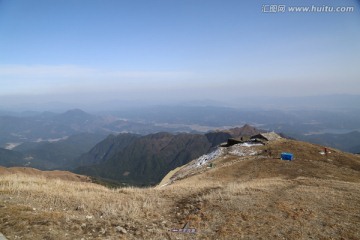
[
  {"x1": 0, "y1": 174, "x2": 172, "y2": 239},
  {"x1": 1, "y1": 173, "x2": 360, "y2": 240}
]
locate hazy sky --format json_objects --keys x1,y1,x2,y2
[{"x1": 0, "y1": 0, "x2": 359, "y2": 107}]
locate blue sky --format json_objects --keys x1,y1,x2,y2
[{"x1": 0, "y1": 0, "x2": 359, "y2": 107}]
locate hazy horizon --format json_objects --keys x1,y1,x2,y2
[
  {"x1": 0, "y1": 94, "x2": 359, "y2": 113},
  {"x1": 1, "y1": 0, "x2": 360, "y2": 110}
]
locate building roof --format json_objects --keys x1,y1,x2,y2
[{"x1": 251, "y1": 132, "x2": 282, "y2": 141}]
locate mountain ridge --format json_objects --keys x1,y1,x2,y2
[{"x1": 74, "y1": 125, "x2": 264, "y2": 186}]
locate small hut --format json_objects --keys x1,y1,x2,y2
[{"x1": 250, "y1": 132, "x2": 281, "y2": 142}]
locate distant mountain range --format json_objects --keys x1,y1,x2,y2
[
  {"x1": 2, "y1": 106, "x2": 360, "y2": 146},
  {"x1": 295, "y1": 131, "x2": 360, "y2": 154},
  {"x1": 1, "y1": 106, "x2": 360, "y2": 144},
  {"x1": 1, "y1": 107, "x2": 360, "y2": 186},
  {"x1": 0, "y1": 109, "x2": 106, "y2": 147}
]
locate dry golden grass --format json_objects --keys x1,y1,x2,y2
[
  {"x1": 0, "y1": 167, "x2": 91, "y2": 183},
  {"x1": 0, "y1": 174, "x2": 173, "y2": 239},
  {"x1": 1, "y1": 139, "x2": 360, "y2": 239}
]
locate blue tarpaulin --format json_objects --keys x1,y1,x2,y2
[{"x1": 281, "y1": 152, "x2": 293, "y2": 161}]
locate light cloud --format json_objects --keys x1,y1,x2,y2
[
  {"x1": 0, "y1": 65, "x2": 96, "y2": 78},
  {"x1": 0, "y1": 64, "x2": 196, "y2": 95},
  {"x1": 0, "y1": 64, "x2": 192, "y2": 79},
  {"x1": 0, "y1": 63, "x2": 359, "y2": 100}
]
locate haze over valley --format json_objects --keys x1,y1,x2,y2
[{"x1": 0, "y1": 105, "x2": 360, "y2": 186}]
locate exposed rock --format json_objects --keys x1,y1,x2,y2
[
  {"x1": 75, "y1": 205, "x2": 85, "y2": 211},
  {"x1": 0, "y1": 232, "x2": 8, "y2": 240},
  {"x1": 115, "y1": 226, "x2": 127, "y2": 234}
]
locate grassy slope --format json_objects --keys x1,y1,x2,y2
[{"x1": 0, "y1": 139, "x2": 360, "y2": 239}]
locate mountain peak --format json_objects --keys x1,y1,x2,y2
[
  {"x1": 58, "y1": 109, "x2": 94, "y2": 120},
  {"x1": 63, "y1": 109, "x2": 89, "y2": 115},
  {"x1": 226, "y1": 124, "x2": 264, "y2": 138}
]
